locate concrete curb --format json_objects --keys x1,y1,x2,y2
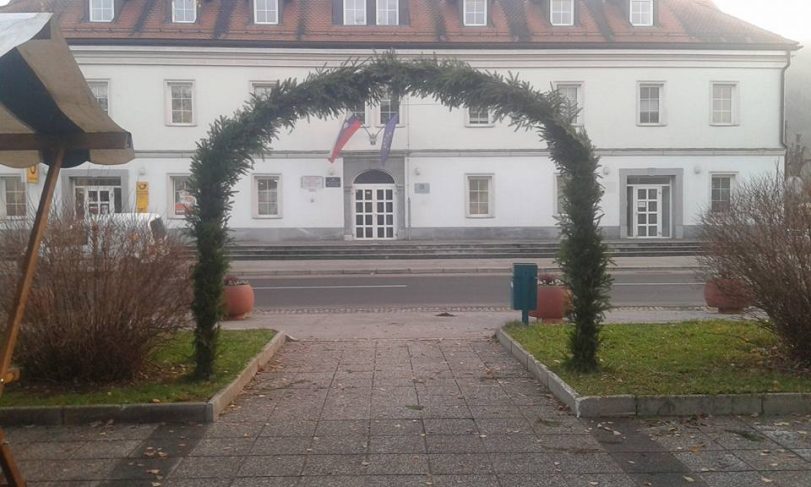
[
  {"x1": 496, "y1": 327, "x2": 811, "y2": 418},
  {"x1": 235, "y1": 266, "x2": 702, "y2": 277},
  {"x1": 0, "y1": 331, "x2": 287, "y2": 426}
]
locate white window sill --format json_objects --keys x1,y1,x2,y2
[
  {"x1": 465, "y1": 123, "x2": 495, "y2": 128},
  {"x1": 166, "y1": 123, "x2": 197, "y2": 127},
  {"x1": 254, "y1": 21, "x2": 280, "y2": 25},
  {"x1": 637, "y1": 123, "x2": 667, "y2": 127},
  {"x1": 253, "y1": 215, "x2": 283, "y2": 219},
  {"x1": 466, "y1": 214, "x2": 494, "y2": 219},
  {"x1": 709, "y1": 123, "x2": 739, "y2": 127}
]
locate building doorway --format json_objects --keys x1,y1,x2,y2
[
  {"x1": 626, "y1": 176, "x2": 671, "y2": 238},
  {"x1": 72, "y1": 177, "x2": 122, "y2": 217},
  {"x1": 353, "y1": 170, "x2": 396, "y2": 240}
]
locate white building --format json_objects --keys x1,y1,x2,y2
[{"x1": 0, "y1": 0, "x2": 798, "y2": 241}]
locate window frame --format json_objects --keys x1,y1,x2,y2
[
  {"x1": 253, "y1": 174, "x2": 283, "y2": 219},
  {"x1": 463, "y1": 0, "x2": 487, "y2": 27},
  {"x1": 465, "y1": 174, "x2": 495, "y2": 218},
  {"x1": 349, "y1": 102, "x2": 367, "y2": 126},
  {"x1": 171, "y1": 0, "x2": 197, "y2": 24},
  {"x1": 375, "y1": 91, "x2": 405, "y2": 127},
  {"x1": 343, "y1": 0, "x2": 367, "y2": 25},
  {"x1": 550, "y1": 0, "x2": 574, "y2": 27},
  {"x1": 465, "y1": 106, "x2": 494, "y2": 128},
  {"x1": 709, "y1": 173, "x2": 736, "y2": 214},
  {"x1": 254, "y1": 0, "x2": 280, "y2": 25},
  {"x1": 630, "y1": 0, "x2": 654, "y2": 27},
  {"x1": 710, "y1": 81, "x2": 739, "y2": 126},
  {"x1": 554, "y1": 81, "x2": 584, "y2": 126},
  {"x1": 165, "y1": 80, "x2": 196, "y2": 127},
  {"x1": 167, "y1": 174, "x2": 193, "y2": 219},
  {"x1": 86, "y1": 79, "x2": 111, "y2": 115},
  {"x1": 637, "y1": 81, "x2": 666, "y2": 127},
  {"x1": 554, "y1": 173, "x2": 567, "y2": 216},
  {"x1": 88, "y1": 0, "x2": 115, "y2": 23},
  {"x1": 0, "y1": 174, "x2": 26, "y2": 220},
  {"x1": 376, "y1": 0, "x2": 399, "y2": 25},
  {"x1": 250, "y1": 80, "x2": 279, "y2": 98}
]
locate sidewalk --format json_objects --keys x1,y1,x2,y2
[{"x1": 230, "y1": 255, "x2": 701, "y2": 277}]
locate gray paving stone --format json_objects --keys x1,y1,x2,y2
[
  {"x1": 423, "y1": 419, "x2": 478, "y2": 435},
  {"x1": 673, "y1": 450, "x2": 752, "y2": 472},
  {"x1": 369, "y1": 419, "x2": 424, "y2": 435},
  {"x1": 301, "y1": 454, "x2": 368, "y2": 476},
  {"x1": 497, "y1": 473, "x2": 569, "y2": 486},
  {"x1": 260, "y1": 419, "x2": 318, "y2": 437},
  {"x1": 189, "y1": 437, "x2": 255, "y2": 456},
  {"x1": 368, "y1": 435, "x2": 426, "y2": 453},
  {"x1": 309, "y1": 435, "x2": 368, "y2": 454},
  {"x1": 364, "y1": 453, "x2": 431, "y2": 475},
  {"x1": 431, "y1": 475, "x2": 501, "y2": 486},
  {"x1": 314, "y1": 419, "x2": 369, "y2": 437},
  {"x1": 252, "y1": 436, "x2": 313, "y2": 455},
  {"x1": 237, "y1": 455, "x2": 306, "y2": 477},
  {"x1": 428, "y1": 453, "x2": 493, "y2": 474},
  {"x1": 170, "y1": 455, "x2": 243, "y2": 478},
  {"x1": 426, "y1": 435, "x2": 486, "y2": 453},
  {"x1": 732, "y1": 448, "x2": 811, "y2": 470},
  {"x1": 230, "y1": 478, "x2": 300, "y2": 487}
]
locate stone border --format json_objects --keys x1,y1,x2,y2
[
  {"x1": 0, "y1": 331, "x2": 287, "y2": 426},
  {"x1": 497, "y1": 327, "x2": 811, "y2": 418}
]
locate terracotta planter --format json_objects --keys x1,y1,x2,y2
[
  {"x1": 224, "y1": 283, "x2": 255, "y2": 320},
  {"x1": 704, "y1": 278, "x2": 751, "y2": 314},
  {"x1": 529, "y1": 286, "x2": 571, "y2": 322}
]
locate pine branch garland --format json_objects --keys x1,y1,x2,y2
[{"x1": 187, "y1": 54, "x2": 612, "y2": 378}]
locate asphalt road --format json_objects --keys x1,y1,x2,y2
[{"x1": 248, "y1": 271, "x2": 705, "y2": 309}]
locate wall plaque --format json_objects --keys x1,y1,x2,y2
[
  {"x1": 325, "y1": 177, "x2": 342, "y2": 188},
  {"x1": 301, "y1": 175, "x2": 323, "y2": 191}
]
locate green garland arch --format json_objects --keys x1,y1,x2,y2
[{"x1": 187, "y1": 54, "x2": 612, "y2": 378}]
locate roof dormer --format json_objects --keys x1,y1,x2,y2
[
  {"x1": 171, "y1": 0, "x2": 197, "y2": 24},
  {"x1": 629, "y1": 0, "x2": 655, "y2": 27},
  {"x1": 550, "y1": 0, "x2": 575, "y2": 27},
  {"x1": 332, "y1": 0, "x2": 411, "y2": 26},
  {"x1": 88, "y1": 0, "x2": 117, "y2": 23}
]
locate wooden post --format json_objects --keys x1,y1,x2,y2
[{"x1": 0, "y1": 146, "x2": 65, "y2": 487}]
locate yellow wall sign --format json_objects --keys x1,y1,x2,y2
[
  {"x1": 135, "y1": 181, "x2": 149, "y2": 213},
  {"x1": 26, "y1": 165, "x2": 39, "y2": 184}
]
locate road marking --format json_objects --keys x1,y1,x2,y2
[
  {"x1": 252, "y1": 284, "x2": 408, "y2": 290},
  {"x1": 614, "y1": 282, "x2": 703, "y2": 286}
]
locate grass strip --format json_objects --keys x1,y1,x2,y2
[
  {"x1": 506, "y1": 320, "x2": 811, "y2": 396},
  {"x1": 0, "y1": 329, "x2": 276, "y2": 407}
]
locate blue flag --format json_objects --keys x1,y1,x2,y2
[{"x1": 380, "y1": 114, "x2": 398, "y2": 164}]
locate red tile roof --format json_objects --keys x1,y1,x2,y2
[{"x1": 0, "y1": 0, "x2": 798, "y2": 50}]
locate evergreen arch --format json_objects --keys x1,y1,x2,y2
[{"x1": 187, "y1": 54, "x2": 612, "y2": 378}]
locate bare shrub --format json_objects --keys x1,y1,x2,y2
[
  {"x1": 0, "y1": 210, "x2": 192, "y2": 383},
  {"x1": 699, "y1": 173, "x2": 811, "y2": 364}
]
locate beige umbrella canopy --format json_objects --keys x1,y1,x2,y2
[{"x1": 0, "y1": 12, "x2": 134, "y2": 485}]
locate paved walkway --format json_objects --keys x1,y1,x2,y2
[
  {"x1": 229, "y1": 256, "x2": 701, "y2": 277},
  {"x1": 8, "y1": 337, "x2": 811, "y2": 486}
]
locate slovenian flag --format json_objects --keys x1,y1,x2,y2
[
  {"x1": 380, "y1": 114, "x2": 398, "y2": 164},
  {"x1": 328, "y1": 115, "x2": 363, "y2": 163}
]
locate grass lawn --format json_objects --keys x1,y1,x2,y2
[
  {"x1": 0, "y1": 329, "x2": 276, "y2": 407},
  {"x1": 506, "y1": 320, "x2": 811, "y2": 396}
]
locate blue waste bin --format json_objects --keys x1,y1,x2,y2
[{"x1": 511, "y1": 263, "x2": 538, "y2": 325}]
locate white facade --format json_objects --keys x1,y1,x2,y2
[{"x1": 0, "y1": 46, "x2": 789, "y2": 241}]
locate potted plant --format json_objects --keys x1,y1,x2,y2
[
  {"x1": 704, "y1": 276, "x2": 752, "y2": 314},
  {"x1": 529, "y1": 273, "x2": 571, "y2": 323},
  {"x1": 223, "y1": 275, "x2": 255, "y2": 320}
]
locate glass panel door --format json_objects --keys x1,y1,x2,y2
[
  {"x1": 632, "y1": 185, "x2": 663, "y2": 238},
  {"x1": 353, "y1": 184, "x2": 395, "y2": 240}
]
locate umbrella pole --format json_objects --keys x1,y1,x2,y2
[{"x1": 0, "y1": 146, "x2": 65, "y2": 487}]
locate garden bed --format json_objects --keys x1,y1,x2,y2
[
  {"x1": 502, "y1": 321, "x2": 811, "y2": 417},
  {"x1": 0, "y1": 329, "x2": 282, "y2": 424}
]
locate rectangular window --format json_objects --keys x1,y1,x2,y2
[
  {"x1": 0, "y1": 176, "x2": 26, "y2": 219},
  {"x1": 555, "y1": 83, "x2": 583, "y2": 126},
  {"x1": 172, "y1": 0, "x2": 197, "y2": 23},
  {"x1": 555, "y1": 174, "x2": 567, "y2": 215},
  {"x1": 464, "y1": 0, "x2": 487, "y2": 26},
  {"x1": 377, "y1": 0, "x2": 399, "y2": 25},
  {"x1": 344, "y1": 0, "x2": 366, "y2": 25},
  {"x1": 467, "y1": 175, "x2": 493, "y2": 217},
  {"x1": 87, "y1": 80, "x2": 109, "y2": 114},
  {"x1": 171, "y1": 175, "x2": 193, "y2": 217},
  {"x1": 712, "y1": 83, "x2": 737, "y2": 125},
  {"x1": 89, "y1": 0, "x2": 114, "y2": 22},
  {"x1": 638, "y1": 83, "x2": 663, "y2": 125},
  {"x1": 467, "y1": 107, "x2": 492, "y2": 126},
  {"x1": 379, "y1": 91, "x2": 400, "y2": 125},
  {"x1": 251, "y1": 81, "x2": 278, "y2": 98},
  {"x1": 711, "y1": 175, "x2": 734, "y2": 213},
  {"x1": 551, "y1": 0, "x2": 574, "y2": 26},
  {"x1": 254, "y1": 0, "x2": 279, "y2": 24},
  {"x1": 630, "y1": 0, "x2": 653, "y2": 26},
  {"x1": 166, "y1": 81, "x2": 195, "y2": 126},
  {"x1": 255, "y1": 176, "x2": 281, "y2": 217},
  {"x1": 350, "y1": 102, "x2": 366, "y2": 125}
]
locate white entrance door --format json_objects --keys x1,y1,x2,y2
[
  {"x1": 354, "y1": 184, "x2": 396, "y2": 240},
  {"x1": 76, "y1": 186, "x2": 118, "y2": 216},
  {"x1": 632, "y1": 185, "x2": 665, "y2": 238}
]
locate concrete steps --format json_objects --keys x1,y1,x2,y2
[{"x1": 225, "y1": 240, "x2": 702, "y2": 260}]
